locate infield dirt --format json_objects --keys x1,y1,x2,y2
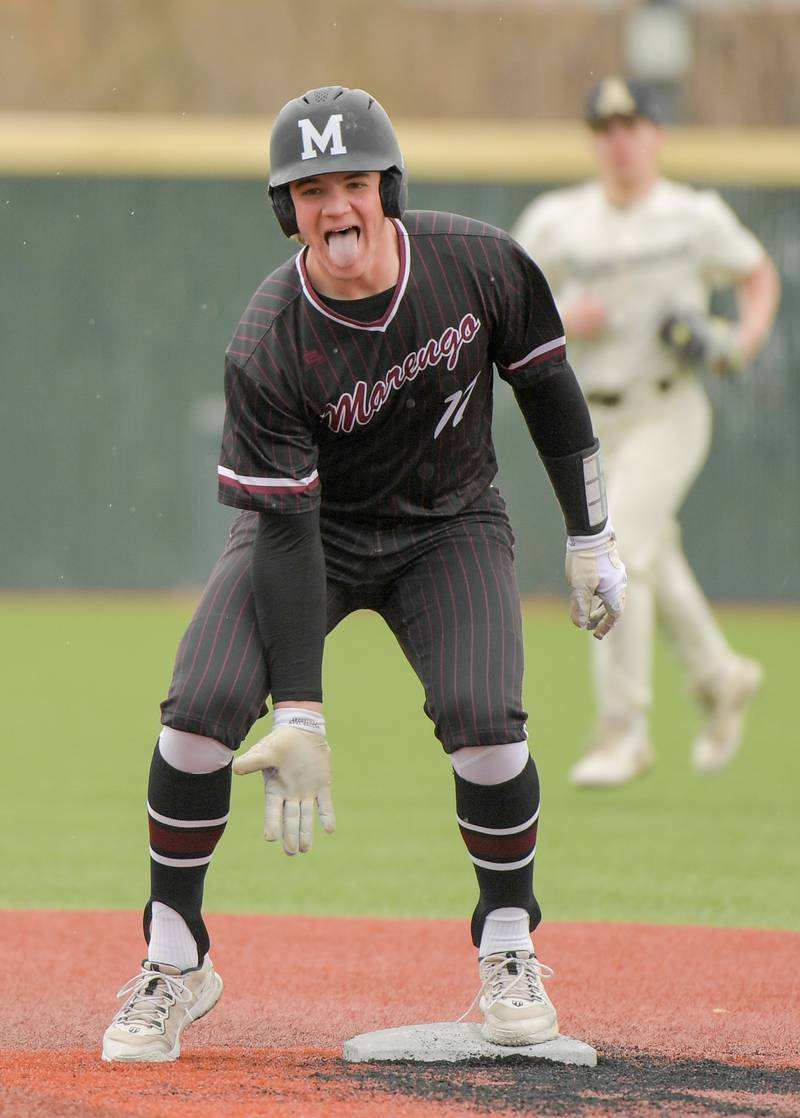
[{"x1": 1, "y1": 910, "x2": 798, "y2": 1117}]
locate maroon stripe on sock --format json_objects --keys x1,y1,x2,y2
[
  {"x1": 458, "y1": 821, "x2": 537, "y2": 861},
  {"x1": 148, "y1": 820, "x2": 226, "y2": 856}
]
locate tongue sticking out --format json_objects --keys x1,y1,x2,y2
[{"x1": 327, "y1": 228, "x2": 360, "y2": 268}]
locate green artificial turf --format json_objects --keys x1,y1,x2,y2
[{"x1": 1, "y1": 594, "x2": 797, "y2": 930}]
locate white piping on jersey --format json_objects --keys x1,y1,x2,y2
[
  {"x1": 506, "y1": 335, "x2": 566, "y2": 370},
  {"x1": 217, "y1": 465, "x2": 319, "y2": 494},
  {"x1": 468, "y1": 848, "x2": 537, "y2": 872},
  {"x1": 295, "y1": 219, "x2": 411, "y2": 333},
  {"x1": 456, "y1": 807, "x2": 539, "y2": 836},
  {"x1": 147, "y1": 803, "x2": 230, "y2": 828}
]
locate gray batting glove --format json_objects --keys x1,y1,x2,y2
[
  {"x1": 565, "y1": 524, "x2": 627, "y2": 641},
  {"x1": 232, "y1": 725, "x2": 335, "y2": 856}
]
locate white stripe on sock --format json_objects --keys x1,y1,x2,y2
[
  {"x1": 147, "y1": 802, "x2": 229, "y2": 828},
  {"x1": 468, "y1": 847, "x2": 536, "y2": 872},
  {"x1": 456, "y1": 807, "x2": 539, "y2": 836},
  {"x1": 149, "y1": 848, "x2": 213, "y2": 868}
]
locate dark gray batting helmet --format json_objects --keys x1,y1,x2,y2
[{"x1": 268, "y1": 86, "x2": 407, "y2": 236}]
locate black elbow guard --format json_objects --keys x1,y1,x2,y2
[{"x1": 540, "y1": 439, "x2": 608, "y2": 536}]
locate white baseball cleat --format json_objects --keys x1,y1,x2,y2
[
  {"x1": 569, "y1": 720, "x2": 654, "y2": 787},
  {"x1": 101, "y1": 956, "x2": 223, "y2": 1062},
  {"x1": 478, "y1": 950, "x2": 558, "y2": 1046},
  {"x1": 692, "y1": 657, "x2": 763, "y2": 774}
]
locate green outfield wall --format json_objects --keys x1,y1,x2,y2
[{"x1": 1, "y1": 120, "x2": 798, "y2": 599}]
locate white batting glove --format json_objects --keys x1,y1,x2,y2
[
  {"x1": 232, "y1": 724, "x2": 335, "y2": 856},
  {"x1": 565, "y1": 523, "x2": 627, "y2": 641}
]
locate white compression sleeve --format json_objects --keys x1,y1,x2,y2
[
  {"x1": 449, "y1": 740, "x2": 530, "y2": 786},
  {"x1": 158, "y1": 727, "x2": 232, "y2": 774}
]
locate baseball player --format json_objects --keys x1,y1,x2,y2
[
  {"x1": 511, "y1": 77, "x2": 780, "y2": 787},
  {"x1": 102, "y1": 85, "x2": 626, "y2": 1062}
]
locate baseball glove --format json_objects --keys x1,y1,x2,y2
[{"x1": 658, "y1": 309, "x2": 744, "y2": 376}]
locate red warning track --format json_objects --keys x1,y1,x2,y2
[{"x1": 1, "y1": 911, "x2": 798, "y2": 1118}]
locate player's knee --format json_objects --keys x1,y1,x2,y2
[
  {"x1": 158, "y1": 727, "x2": 233, "y2": 773},
  {"x1": 450, "y1": 741, "x2": 530, "y2": 785}
]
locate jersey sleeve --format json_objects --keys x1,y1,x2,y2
[
  {"x1": 490, "y1": 235, "x2": 567, "y2": 386},
  {"x1": 695, "y1": 189, "x2": 766, "y2": 288},
  {"x1": 217, "y1": 354, "x2": 320, "y2": 515}
]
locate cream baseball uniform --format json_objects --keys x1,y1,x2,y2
[{"x1": 512, "y1": 178, "x2": 766, "y2": 726}]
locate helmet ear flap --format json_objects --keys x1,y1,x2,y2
[
  {"x1": 379, "y1": 167, "x2": 407, "y2": 219},
  {"x1": 269, "y1": 184, "x2": 298, "y2": 236}
]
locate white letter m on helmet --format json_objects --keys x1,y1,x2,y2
[{"x1": 298, "y1": 114, "x2": 347, "y2": 162}]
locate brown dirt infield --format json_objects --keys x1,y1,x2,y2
[{"x1": 1, "y1": 910, "x2": 798, "y2": 1118}]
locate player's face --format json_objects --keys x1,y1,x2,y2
[
  {"x1": 290, "y1": 170, "x2": 396, "y2": 296},
  {"x1": 592, "y1": 117, "x2": 663, "y2": 191}
]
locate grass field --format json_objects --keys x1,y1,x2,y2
[{"x1": 1, "y1": 593, "x2": 797, "y2": 931}]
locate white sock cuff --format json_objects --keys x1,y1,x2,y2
[
  {"x1": 159, "y1": 727, "x2": 232, "y2": 773},
  {"x1": 450, "y1": 740, "x2": 530, "y2": 785},
  {"x1": 148, "y1": 902, "x2": 199, "y2": 970},
  {"x1": 479, "y1": 907, "x2": 534, "y2": 958}
]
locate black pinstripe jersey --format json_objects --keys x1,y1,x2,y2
[{"x1": 218, "y1": 210, "x2": 566, "y2": 522}]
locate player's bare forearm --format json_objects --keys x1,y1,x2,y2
[{"x1": 735, "y1": 256, "x2": 781, "y2": 362}]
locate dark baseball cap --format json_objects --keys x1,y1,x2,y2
[{"x1": 584, "y1": 77, "x2": 660, "y2": 129}]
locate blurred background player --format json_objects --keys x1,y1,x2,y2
[
  {"x1": 511, "y1": 76, "x2": 780, "y2": 788},
  {"x1": 101, "y1": 85, "x2": 626, "y2": 1061}
]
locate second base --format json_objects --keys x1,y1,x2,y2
[{"x1": 343, "y1": 1022, "x2": 597, "y2": 1066}]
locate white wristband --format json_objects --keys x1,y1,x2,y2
[
  {"x1": 567, "y1": 519, "x2": 615, "y2": 552},
  {"x1": 272, "y1": 707, "x2": 327, "y2": 737}
]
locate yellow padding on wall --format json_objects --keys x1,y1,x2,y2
[{"x1": 1, "y1": 113, "x2": 799, "y2": 186}]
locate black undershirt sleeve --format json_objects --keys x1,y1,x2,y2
[
  {"x1": 510, "y1": 358, "x2": 608, "y2": 536},
  {"x1": 251, "y1": 508, "x2": 326, "y2": 704},
  {"x1": 511, "y1": 357, "x2": 594, "y2": 454}
]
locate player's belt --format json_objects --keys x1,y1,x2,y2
[{"x1": 586, "y1": 378, "x2": 675, "y2": 408}]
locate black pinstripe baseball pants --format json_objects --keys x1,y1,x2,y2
[{"x1": 161, "y1": 487, "x2": 528, "y2": 753}]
